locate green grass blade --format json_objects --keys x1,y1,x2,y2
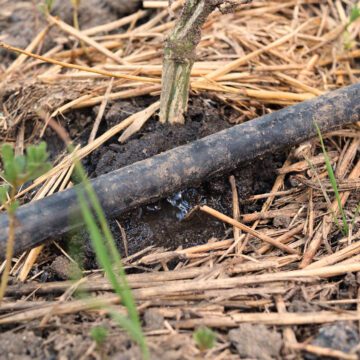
[
  {"x1": 77, "y1": 188, "x2": 126, "y2": 297},
  {"x1": 73, "y1": 157, "x2": 147, "y2": 357},
  {"x1": 109, "y1": 310, "x2": 150, "y2": 359},
  {"x1": 75, "y1": 164, "x2": 140, "y2": 328},
  {"x1": 304, "y1": 156, "x2": 342, "y2": 232},
  {"x1": 315, "y1": 123, "x2": 349, "y2": 235},
  {"x1": 74, "y1": 163, "x2": 122, "y2": 264},
  {"x1": 67, "y1": 144, "x2": 141, "y2": 326}
]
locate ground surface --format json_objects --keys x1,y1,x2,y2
[{"x1": 0, "y1": 0, "x2": 360, "y2": 359}]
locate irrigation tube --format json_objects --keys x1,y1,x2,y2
[{"x1": 0, "y1": 83, "x2": 359, "y2": 258}]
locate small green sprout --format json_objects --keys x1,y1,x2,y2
[
  {"x1": 71, "y1": 148, "x2": 149, "y2": 358},
  {"x1": 193, "y1": 326, "x2": 216, "y2": 351},
  {"x1": 315, "y1": 123, "x2": 349, "y2": 236},
  {"x1": 70, "y1": 0, "x2": 81, "y2": 30},
  {"x1": 349, "y1": 5, "x2": 360, "y2": 25},
  {"x1": 90, "y1": 326, "x2": 108, "y2": 358},
  {"x1": 90, "y1": 326, "x2": 108, "y2": 345},
  {"x1": 0, "y1": 185, "x2": 10, "y2": 208},
  {"x1": 344, "y1": 5, "x2": 360, "y2": 50},
  {"x1": 0, "y1": 142, "x2": 51, "y2": 214},
  {"x1": 1, "y1": 142, "x2": 51, "y2": 190},
  {"x1": 0, "y1": 142, "x2": 52, "y2": 302},
  {"x1": 38, "y1": 0, "x2": 55, "y2": 15}
]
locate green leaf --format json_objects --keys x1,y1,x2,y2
[
  {"x1": 90, "y1": 326, "x2": 108, "y2": 345},
  {"x1": 26, "y1": 142, "x2": 48, "y2": 164},
  {"x1": 36, "y1": 142, "x2": 48, "y2": 162},
  {"x1": 350, "y1": 5, "x2": 360, "y2": 24},
  {"x1": 1, "y1": 146, "x2": 21, "y2": 184},
  {"x1": 74, "y1": 155, "x2": 148, "y2": 358},
  {"x1": 193, "y1": 327, "x2": 216, "y2": 351},
  {"x1": 46, "y1": 0, "x2": 55, "y2": 11},
  {"x1": 1, "y1": 142, "x2": 51, "y2": 188},
  {"x1": 0, "y1": 185, "x2": 9, "y2": 205},
  {"x1": 1, "y1": 144, "x2": 14, "y2": 164},
  {"x1": 14, "y1": 155, "x2": 26, "y2": 175},
  {"x1": 315, "y1": 123, "x2": 349, "y2": 236},
  {"x1": 109, "y1": 310, "x2": 149, "y2": 357},
  {"x1": 28, "y1": 162, "x2": 52, "y2": 181},
  {"x1": 37, "y1": 0, "x2": 54, "y2": 14},
  {"x1": 26, "y1": 146, "x2": 37, "y2": 163},
  {"x1": 2, "y1": 161, "x2": 17, "y2": 184},
  {"x1": 26, "y1": 143, "x2": 51, "y2": 181},
  {"x1": 8, "y1": 200, "x2": 19, "y2": 214}
]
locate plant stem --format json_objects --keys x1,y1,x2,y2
[
  {"x1": 69, "y1": 146, "x2": 148, "y2": 358},
  {"x1": 0, "y1": 189, "x2": 16, "y2": 304},
  {"x1": 159, "y1": 0, "x2": 218, "y2": 124},
  {"x1": 315, "y1": 123, "x2": 349, "y2": 235},
  {"x1": 159, "y1": 0, "x2": 251, "y2": 124},
  {"x1": 71, "y1": 0, "x2": 90, "y2": 60}
]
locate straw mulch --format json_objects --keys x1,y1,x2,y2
[{"x1": 0, "y1": 0, "x2": 360, "y2": 358}]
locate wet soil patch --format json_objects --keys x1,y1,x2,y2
[
  {"x1": 0, "y1": 2, "x2": 285, "y2": 270},
  {"x1": 55, "y1": 96, "x2": 286, "y2": 270}
]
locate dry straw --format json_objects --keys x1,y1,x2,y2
[{"x1": 0, "y1": 0, "x2": 360, "y2": 357}]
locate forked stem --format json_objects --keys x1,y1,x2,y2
[{"x1": 159, "y1": 0, "x2": 251, "y2": 124}]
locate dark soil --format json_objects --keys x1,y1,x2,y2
[
  {"x1": 0, "y1": 0, "x2": 140, "y2": 65},
  {"x1": 0, "y1": 0, "x2": 285, "y2": 270},
  {"x1": 0, "y1": 0, "x2": 359, "y2": 360},
  {"x1": 0, "y1": 315, "x2": 197, "y2": 360},
  {"x1": 306, "y1": 322, "x2": 359, "y2": 360},
  {"x1": 47, "y1": 95, "x2": 286, "y2": 271}
]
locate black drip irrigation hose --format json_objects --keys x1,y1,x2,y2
[{"x1": 1, "y1": 83, "x2": 360, "y2": 258}]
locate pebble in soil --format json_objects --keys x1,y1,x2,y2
[
  {"x1": 229, "y1": 324, "x2": 282, "y2": 360},
  {"x1": 305, "y1": 322, "x2": 359, "y2": 360}
]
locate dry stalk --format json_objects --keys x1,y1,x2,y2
[
  {"x1": 275, "y1": 295, "x2": 298, "y2": 353},
  {"x1": 200, "y1": 205, "x2": 298, "y2": 254},
  {"x1": 1, "y1": 2, "x2": 360, "y2": 351},
  {"x1": 0, "y1": 41, "x2": 159, "y2": 84},
  {"x1": 290, "y1": 343, "x2": 357, "y2": 360},
  {"x1": 301, "y1": 159, "x2": 360, "y2": 268},
  {"x1": 229, "y1": 175, "x2": 241, "y2": 253}
]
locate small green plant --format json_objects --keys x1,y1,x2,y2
[
  {"x1": 70, "y1": 0, "x2": 81, "y2": 29},
  {"x1": 315, "y1": 123, "x2": 349, "y2": 236},
  {"x1": 349, "y1": 5, "x2": 360, "y2": 24},
  {"x1": 91, "y1": 325, "x2": 108, "y2": 345},
  {"x1": 70, "y1": 147, "x2": 149, "y2": 359},
  {"x1": 38, "y1": 0, "x2": 55, "y2": 15},
  {"x1": 344, "y1": 5, "x2": 360, "y2": 50},
  {"x1": 90, "y1": 325, "x2": 108, "y2": 358},
  {"x1": 351, "y1": 203, "x2": 360, "y2": 227},
  {"x1": 193, "y1": 326, "x2": 216, "y2": 351},
  {"x1": 0, "y1": 142, "x2": 51, "y2": 302},
  {"x1": 0, "y1": 138, "x2": 147, "y2": 353},
  {"x1": 69, "y1": 0, "x2": 90, "y2": 59}
]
